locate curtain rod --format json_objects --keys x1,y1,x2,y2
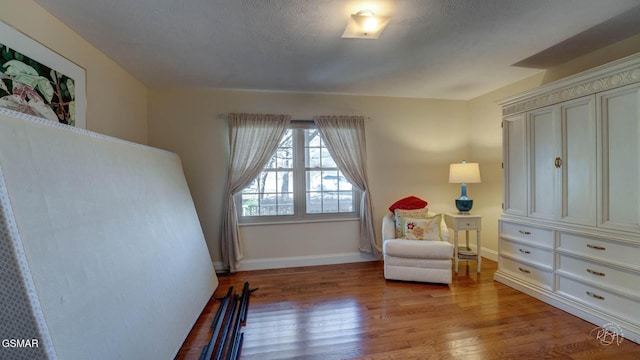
[{"x1": 216, "y1": 114, "x2": 370, "y2": 120}]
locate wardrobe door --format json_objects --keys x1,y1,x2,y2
[
  {"x1": 560, "y1": 96, "x2": 596, "y2": 226},
  {"x1": 528, "y1": 106, "x2": 561, "y2": 220},
  {"x1": 503, "y1": 113, "x2": 527, "y2": 216},
  {"x1": 599, "y1": 83, "x2": 640, "y2": 232}
]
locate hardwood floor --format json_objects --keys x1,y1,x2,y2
[{"x1": 175, "y1": 259, "x2": 640, "y2": 359}]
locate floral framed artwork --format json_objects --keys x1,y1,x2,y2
[{"x1": 0, "y1": 20, "x2": 86, "y2": 128}]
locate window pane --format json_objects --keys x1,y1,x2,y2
[
  {"x1": 339, "y1": 192, "x2": 354, "y2": 212},
  {"x1": 307, "y1": 170, "x2": 322, "y2": 191},
  {"x1": 241, "y1": 194, "x2": 259, "y2": 216},
  {"x1": 338, "y1": 172, "x2": 352, "y2": 191},
  {"x1": 260, "y1": 172, "x2": 278, "y2": 193},
  {"x1": 240, "y1": 127, "x2": 358, "y2": 221},
  {"x1": 280, "y1": 129, "x2": 293, "y2": 148},
  {"x1": 276, "y1": 148, "x2": 293, "y2": 168},
  {"x1": 306, "y1": 129, "x2": 321, "y2": 146},
  {"x1": 323, "y1": 192, "x2": 339, "y2": 213},
  {"x1": 279, "y1": 171, "x2": 293, "y2": 193},
  {"x1": 307, "y1": 147, "x2": 321, "y2": 168},
  {"x1": 321, "y1": 148, "x2": 336, "y2": 168},
  {"x1": 278, "y1": 193, "x2": 294, "y2": 215},
  {"x1": 302, "y1": 127, "x2": 357, "y2": 216},
  {"x1": 322, "y1": 170, "x2": 339, "y2": 191},
  {"x1": 306, "y1": 192, "x2": 322, "y2": 213},
  {"x1": 259, "y1": 194, "x2": 276, "y2": 216}
]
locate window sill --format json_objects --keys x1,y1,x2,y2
[{"x1": 239, "y1": 217, "x2": 360, "y2": 227}]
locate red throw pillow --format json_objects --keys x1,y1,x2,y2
[{"x1": 388, "y1": 196, "x2": 428, "y2": 213}]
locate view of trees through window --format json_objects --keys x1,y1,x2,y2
[
  {"x1": 304, "y1": 128, "x2": 353, "y2": 214},
  {"x1": 241, "y1": 129, "x2": 294, "y2": 216},
  {"x1": 239, "y1": 127, "x2": 356, "y2": 219}
]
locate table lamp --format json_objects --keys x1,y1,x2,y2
[{"x1": 448, "y1": 160, "x2": 481, "y2": 214}]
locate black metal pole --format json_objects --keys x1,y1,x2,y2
[{"x1": 200, "y1": 287, "x2": 233, "y2": 360}]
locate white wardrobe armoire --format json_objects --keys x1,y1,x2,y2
[{"x1": 495, "y1": 53, "x2": 640, "y2": 344}]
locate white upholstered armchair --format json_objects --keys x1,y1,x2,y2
[{"x1": 382, "y1": 212, "x2": 454, "y2": 284}]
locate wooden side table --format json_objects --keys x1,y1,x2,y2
[{"x1": 444, "y1": 213, "x2": 482, "y2": 273}]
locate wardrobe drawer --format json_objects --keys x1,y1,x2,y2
[
  {"x1": 500, "y1": 221, "x2": 554, "y2": 248},
  {"x1": 500, "y1": 238, "x2": 554, "y2": 268},
  {"x1": 499, "y1": 256, "x2": 554, "y2": 290},
  {"x1": 557, "y1": 232, "x2": 640, "y2": 268},
  {"x1": 557, "y1": 255, "x2": 640, "y2": 296},
  {"x1": 557, "y1": 276, "x2": 640, "y2": 327}
]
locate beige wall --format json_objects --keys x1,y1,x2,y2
[
  {"x1": 0, "y1": 0, "x2": 148, "y2": 144},
  {"x1": 467, "y1": 74, "x2": 545, "y2": 258},
  {"x1": 147, "y1": 89, "x2": 469, "y2": 268},
  {"x1": 8, "y1": 0, "x2": 640, "y2": 271},
  {"x1": 151, "y1": 44, "x2": 640, "y2": 270},
  {"x1": 542, "y1": 33, "x2": 640, "y2": 84}
]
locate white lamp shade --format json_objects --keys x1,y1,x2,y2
[{"x1": 449, "y1": 162, "x2": 481, "y2": 184}]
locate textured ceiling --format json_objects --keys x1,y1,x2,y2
[{"x1": 33, "y1": 0, "x2": 640, "y2": 100}]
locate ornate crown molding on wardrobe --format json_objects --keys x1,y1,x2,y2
[{"x1": 495, "y1": 52, "x2": 640, "y2": 344}]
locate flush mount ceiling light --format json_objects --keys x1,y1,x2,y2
[{"x1": 342, "y1": 9, "x2": 391, "y2": 39}]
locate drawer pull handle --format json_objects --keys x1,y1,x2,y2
[
  {"x1": 518, "y1": 267, "x2": 531, "y2": 274},
  {"x1": 518, "y1": 230, "x2": 531, "y2": 235},
  {"x1": 586, "y1": 291, "x2": 605, "y2": 301},
  {"x1": 587, "y1": 269, "x2": 606, "y2": 277},
  {"x1": 587, "y1": 244, "x2": 606, "y2": 251},
  {"x1": 518, "y1": 249, "x2": 531, "y2": 254}
]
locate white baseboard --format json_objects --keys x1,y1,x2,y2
[
  {"x1": 460, "y1": 244, "x2": 498, "y2": 262},
  {"x1": 480, "y1": 247, "x2": 498, "y2": 262},
  {"x1": 213, "y1": 252, "x2": 377, "y2": 272},
  {"x1": 212, "y1": 248, "x2": 497, "y2": 273}
]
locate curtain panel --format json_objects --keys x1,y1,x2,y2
[
  {"x1": 221, "y1": 113, "x2": 291, "y2": 272},
  {"x1": 313, "y1": 115, "x2": 381, "y2": 259}
]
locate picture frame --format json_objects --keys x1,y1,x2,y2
[{"x1": 0, "y1": 20, "x2": 86, "y2": 129}]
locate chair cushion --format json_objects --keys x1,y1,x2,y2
[
  {"x1": 384, "y1": 264, "x2": 452, "y2": 284},
  {"x1": 384, "y1": 256, "x2": 451, "y2": 269},
  {"x1": 383, "y1": 239, "x2": 453, "y2": 259}
]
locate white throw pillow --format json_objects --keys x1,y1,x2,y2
[
  {"x1": 401, "y1": 214, "x2": 443, "y2": 241},
  {"x1": 394, "y1": 207, "x2": 430, "y2": 238}
]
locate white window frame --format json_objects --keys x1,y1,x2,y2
[{"x1": 236, "y1": 121, "x2": 360, "y2": 224}]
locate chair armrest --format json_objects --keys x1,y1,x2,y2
[{"x1": 382, "y1": 213, "x2": 396, "y2": 241}]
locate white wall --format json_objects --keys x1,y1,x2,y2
[{"x1": 148, "y1": 89, "x2": 469, "y2": 269}]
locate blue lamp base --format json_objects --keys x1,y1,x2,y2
[
  {"x1": 455, "y1": 184, "x2": 474, "y2": 214},
  {"x1": 455, "y1": 198, "x2": 473, "y2": 214}
]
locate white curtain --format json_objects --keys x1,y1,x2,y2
[
  {"x1": 313, "y1": 115, "x2": 381, "y2": 259},
  {"x1": 222, "y1": 113, "x2": 291, "y2": 272}
]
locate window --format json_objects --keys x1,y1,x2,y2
[{"x1": 238, "y1": 124, "x2": 359, "y2": 222}]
